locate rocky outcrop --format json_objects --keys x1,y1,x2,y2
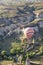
[{"x1": 38, "y1": 12, "x2": 43, "y2": 18}]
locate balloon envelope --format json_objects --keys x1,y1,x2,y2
[{"x1": 24, "y1": 28, "x2": 34, "y2": 39}]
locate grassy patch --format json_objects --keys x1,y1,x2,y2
[{"x1": 0, "y1": 60, "x2": 13, "y2": 65}]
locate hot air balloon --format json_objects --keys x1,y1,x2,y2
[{"x1": 23, "y1": 27, "x2": 34, "y2": 39}]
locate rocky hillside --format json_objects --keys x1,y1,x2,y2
[
  {"x1": 0, "y1": 3, "x2": 43, "y2": 53},
  {"x1": 0, "y1": 0, "x2": 43, "y2": 5}
]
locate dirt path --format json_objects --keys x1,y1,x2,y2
[{"x1": 30, "y1": 60, "x2": 43, "y2": 65}]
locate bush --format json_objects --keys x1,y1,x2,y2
[
  {"x1": 10, "y1": 48, "x2": 16, "y2": 55},
  {"x1": 1, "y1": 50, "x2": 7, "y2": 59},
  {"x1": 1, "y1": 50, "x2": 7, "y2": 56},
  {"x1": 28, "y1": 52, "x2": 35, "y2": 58}
]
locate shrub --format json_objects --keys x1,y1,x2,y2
[
  {"x1": 1, "y1": 50, "x2": 7, "y2": 56},
  {"x1": 10, "y1": 48, "x2": 16, "y2": 55}
]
